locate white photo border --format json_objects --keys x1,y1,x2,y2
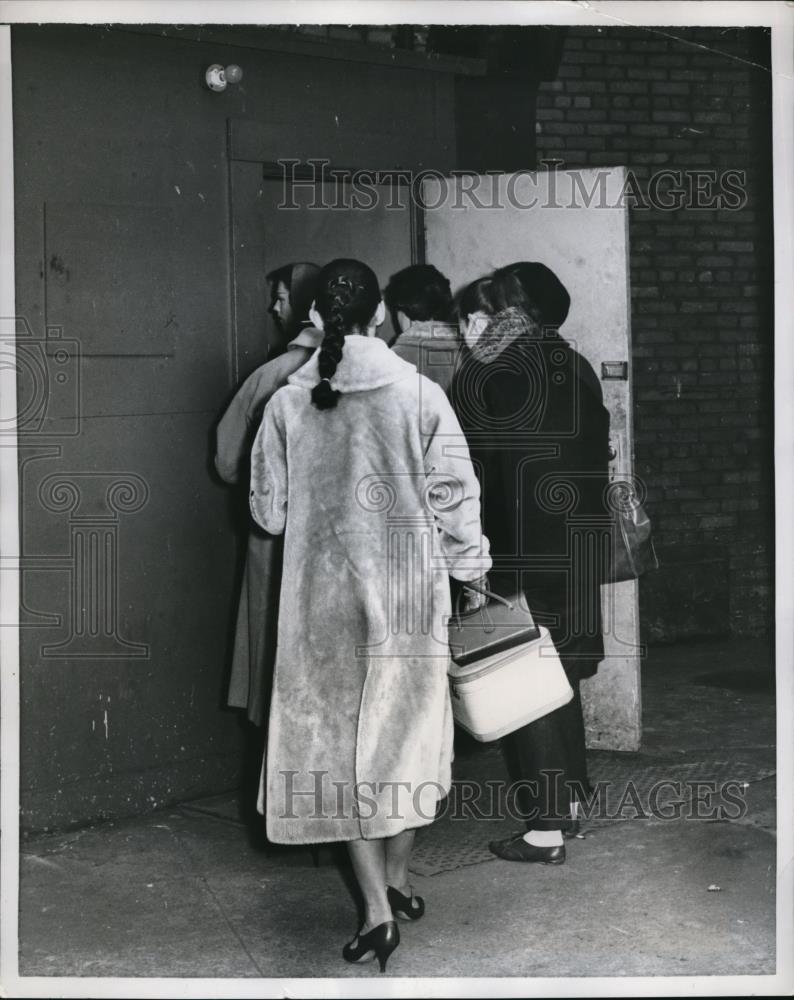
[{"x1": 0, "y1": 2, "x2": 791, "y2": 997}]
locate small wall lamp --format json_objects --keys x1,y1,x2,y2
[{"x1": 205, "y1": 64, "x2": 243, "y2": 92}]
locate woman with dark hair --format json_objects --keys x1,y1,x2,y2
[
  {"x1": 266, "y1": 262, "x2": 323, "y2": 356},
  {"x1": 216, "y1": 262, "x2": 320, "y2": 726},
  {"x1": 385, "y1": 263, "x2": 460, "y2": 392},
  {"x1": 250, "y1": 258, "x2": 490, "y2": 971},
  {"x1": 451, "y1": 260, "x2": 611, "y2": 864}
]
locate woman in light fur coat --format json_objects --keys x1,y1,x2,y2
[{"x1": 249, "y1": 259, "x2": 490, "y2": 972}]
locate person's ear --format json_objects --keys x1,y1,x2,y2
[
  {"x1": 308, "y1": 302, "x2": 324, "y2": 331},
  {"x1": 373, "y1": 300, "x2": 386, "y2": 327}
]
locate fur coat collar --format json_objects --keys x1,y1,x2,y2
[{"x1": 288, "y1": 334, "x2": 416, "y2": 393}]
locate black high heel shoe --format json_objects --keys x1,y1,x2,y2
[
  {"x1": 342, "y1": 920, "x2": 399, "y2": 973},
  {"x1": 387, "y1": 884, "x2": 425, "y2": 921}
]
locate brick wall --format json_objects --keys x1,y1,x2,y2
[{"x1": 536, "y1": 27, "x2": 773, "y2": 641}]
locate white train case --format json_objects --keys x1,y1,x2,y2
[{"x1": 448, "y1": 626, "x2": 574, "y2": 742}]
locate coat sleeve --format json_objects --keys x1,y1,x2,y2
[
  {"x1": 249, "y1": 392, "x2": 288, "y2": 535},
  {"x1": 422, "y1": 381, "x2": 492, "y2": 582},
  {"x1": 215, "y1": 370, "x2": 263, "y2": 484}
]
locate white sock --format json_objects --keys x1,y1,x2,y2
[
  {"x1": 571, "y1": 801, "x2": 580, "y2": 820},
  {"x1": 522, "y1": 829, "x2": 564, "y2": 847}
]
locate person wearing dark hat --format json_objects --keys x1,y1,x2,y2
[
  {"x1": 216, "y1": 262, "x2": 321, "y2": 725},
  {"x1": 385, "y1": 264, "x2": 461, "y2": 393},
  {"x1": 451, "y1": 260, "x2": 611, "y2": 864}
]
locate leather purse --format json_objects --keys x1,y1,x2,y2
[
  {"x1": 608, "y1": 498, "x2": 660, "y2": 583},
  {"x1": 448, "y1": 583, "x2": 540, "y2": 666}
]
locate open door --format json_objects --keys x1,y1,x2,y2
[
  {"x1": 423, "y1": 167, "x2": 640, "y2": 751},
  {"x1": 228, "y1": 127, "x2": 420, "y2": 382}
]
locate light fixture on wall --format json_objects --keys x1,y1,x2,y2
[{"x1": 205, "y1": 64, "x2": 243, "y2": 92}]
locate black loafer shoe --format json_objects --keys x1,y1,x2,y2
[
  {"x1": 562, "y1": 819, "x2": 582, "y2": 839},
  {"x1": 488, "y1": 835, "x2": 566, "y2": 864}
]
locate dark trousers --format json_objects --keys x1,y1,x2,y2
[{"x1": 502, "y1": 681, "x2": 589, "y2": 831}]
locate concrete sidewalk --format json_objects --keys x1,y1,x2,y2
[{"x1": 19, "y1": 638, "x2": 777, "y2": 981}]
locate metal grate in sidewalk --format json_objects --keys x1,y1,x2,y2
[{"x1": 408, "y1": 745, "x2": 775, "y2": 876}]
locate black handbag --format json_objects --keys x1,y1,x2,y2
[
  {"x1": 608, "y1": 495, "x2": 660, "y2": 583},
  {"x1": 448, "y1": 582, "x2": 540, "y2": 666}
]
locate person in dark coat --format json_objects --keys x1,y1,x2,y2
[{"x1": 451, "y1": 261, "x2": 612, "y2": 864}]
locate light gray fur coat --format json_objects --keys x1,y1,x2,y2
[{"x1": 250, "y1": 335, "x2": 491, "y2": 843}]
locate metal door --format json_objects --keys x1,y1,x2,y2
[{"x1": 228, "y1": 156, "x2": 418, "y2": 382}]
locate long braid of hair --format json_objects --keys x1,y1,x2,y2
[
  {"x1": 310, "y1": 260, "x2": 382, "y2": 411},
  {"x1": 312, "y1": 276, "x2": 354, "y2": 410}
]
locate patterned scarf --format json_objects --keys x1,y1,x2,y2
[{"x1": 467, "y1": 307, "x2": 540, "y2": 364}]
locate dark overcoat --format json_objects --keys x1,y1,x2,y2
[{"x1": 451, "y1": 331, "x2": 611, "y2": 681}]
